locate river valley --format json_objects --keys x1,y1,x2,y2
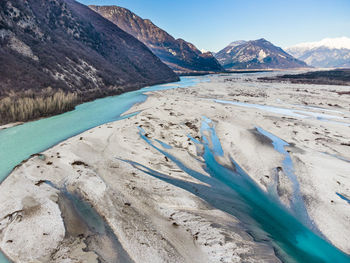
[{"x1": 0, "y1": 73, "x2": 350, "y2": 262}]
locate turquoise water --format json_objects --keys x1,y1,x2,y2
[
  {"x1": 0, "y1": 77, "x2": 199, "y2": 183},
  {"x1": 0, "y1": 77, "x2": 200, "y2": 262},
  {"x1": 255, "y1": 127, "x2": 313, "y2": 229},
  {"x1": 126, "y1": 117, "x2": 350, "y2": 263},
  {"x1": 1, "y1": 76, "x2": 350, "y2": 262},
  {"x1": 0, "y1": 254, "x2": 8, "y2": 263}
]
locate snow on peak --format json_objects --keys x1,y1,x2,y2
[
  {"x1": 200, "y1": 48, "x2": 208, "y2": 54},
  {"x1": 258, "y1": 49, "x2": 267, "y2": 62},
  {"x1": 289, "y1": 37, "x2": 350, "y2": 50},
  {"x1": 228, "y1": 40, "x2": 246, "y2": 47}
]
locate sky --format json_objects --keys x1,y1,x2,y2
[{"x1": 77, "y1": 0, "x2": 350, "y2": 52}]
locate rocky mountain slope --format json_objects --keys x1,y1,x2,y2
[
  {"x1": 215, "y1": 39, "x2": 308, "y2": 70},
  {"x1": 0, "y1": 0, "x2": 178, "y2": 124},
  {"x1": 89, "y1": 5, "x2": 223, "y2": 74},
  {"x1": 287, "y1": 37, "x2": 350, "y2": 68}
]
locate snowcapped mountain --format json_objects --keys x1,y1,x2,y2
[
  {"x1": 215, "y1": 38, "x2": 307, "y2": 70},
  {"x1": 289, "y1": 37, "x2": 350, "y2": 51},
  {"x1": 228, "y1": 40, "x2": 247, "y2": 48},
  {"x1": 286, "y1": 37, "x2": 350, "y2": 68}
]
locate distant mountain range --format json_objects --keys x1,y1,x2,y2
[
  {"x1": 0, "y1": 0, "x2": 178, "y2": 124},
  {"x1": 2, "y1": 0, "x2": 347, "y2": 126},
  {"x1": 89, "y1": 5, "x2": 224, "y2": 74},
  {"x1": 286, "y1": 37, "x2": 350, "y2": 68},
  {"x1": 215, "y1": 39, "x2": 308, "y2": 70}
]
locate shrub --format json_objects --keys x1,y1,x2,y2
[{"x1": 0, "y1": 88, "x2": 78, "y2": 124}]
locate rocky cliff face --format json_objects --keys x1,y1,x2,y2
[
  {"x1": 89, "y1": 5, "x2": 223, "y2": 74},
  {"x1": 215, "y1": 39, "x2": 308, "y2": 70},
  {"x1": 0, "y1": 0, "x2": 178, "y2": 123}
]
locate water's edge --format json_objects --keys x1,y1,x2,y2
[
  {"x1": 1, "y1": 75, "x2": 350, "y2": 262},
  {"x1": 124, "y1": 117, "x2": 350, "y2": 263},
  {"x1": 0, "y1": 77, "x2": 201, "y2": 262}
]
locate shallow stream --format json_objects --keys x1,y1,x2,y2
[
  {"x1": 1, "y1": 75, "x2": 349, "y2": 262},
  {"x1": 128, "y1": 117, "x2": 350, "y2": 263}
]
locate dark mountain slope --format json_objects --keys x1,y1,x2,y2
[
  {"x1": 0, "y1": 0, "x2": 178, "y2": 124},
  {"x1": 89, "y1": 5, "x2": 223, "y2": 74},
  {"x1": 215, "y1": 39, "x2": 308, "y2": 70}
]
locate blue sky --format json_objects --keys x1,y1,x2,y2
[{"x1": 78, "y1": 0, "x2": 350, "y2": 52}]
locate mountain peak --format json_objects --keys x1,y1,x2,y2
[
  {"x1": 255, "y1": 38, "x2": 268, "y2": 42},
  {"x1": 215, "y1": 38, "x2": 307, "y2": 70},
  {"x1": 228, "y1": 40, "x2": 247, "y2": 47},
  {"x1": 90, "y1": 5, "x2": 223, "y2": 73}
]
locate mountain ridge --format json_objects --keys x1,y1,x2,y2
[
  {"x1": 0, "y1": 0, "x2": 178, "y2": 124},
  {"x1": 89, "y1": 5, "x2": 224, "y2": 74},
  {"x1": 286, "y1": 37, "x2": 350, "y2": 68}
]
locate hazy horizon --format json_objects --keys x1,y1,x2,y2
[{"x1": 77, "y1": 0, "x2": 350, "y2": 52}]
